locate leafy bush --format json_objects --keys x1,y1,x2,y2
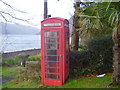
[
  {"x1": 70, "y1": 35, "x2": 114, "y2": 78},
  {"x1": 16, "y1": 61, "x2": 41, "y2": 83},
  {"x1": 70, "y1": 51, "x2": 93, "y2": 77},
  {"x1": 87, "y1": 35, "x2": 114, "y2": 73},
  {"x1": 2, "y1": 54, "x2": 41, "y2": 66},
  {"x1": 28, "y1": 54, "x2": 41, "y2": 61},
  {"x1": 2, "y1": 58, "x2": 19, "y2": 66}
]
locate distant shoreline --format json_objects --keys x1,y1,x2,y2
[{"x1": 2, "y1": 49, "x2": 41, "y2": 58}]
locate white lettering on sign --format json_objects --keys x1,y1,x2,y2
[{"x1": 44, "y1": 23, "x2": 61, "y2": 27}]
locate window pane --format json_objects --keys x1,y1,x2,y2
[
  {"x1": 47, "y1": 38, "x2": 57, "y2": 43},
  {"x1": 66, "y1": 32, "x2": 69, "y2": 49},
  {"x1": 45, "y1": 56, "x2": 58, "y2": 61},
  {"x1": 47, "y1": 32, "x2": 57, "y2": 37},
  {"x1": 47, "y1": 74, "x2": 58, "y2": 79},
  {"x1": 46, "y1": 68, "x2": 57, "y2": 73},
  {"x1": 57, "y1": 32, "x2": 59, "y2": 36},
  {"x1": 48, "y1": 56, "x2": 57, "y2": 61},
  {"x1": 47, "y1": 44, "x2": 57, "y2": 49},
  {"x1": 47, "y1": 62, "x2": 58, "y2": 67},
  {"x1": 44, "y1": 62, "x2": 59, "y2": 67},
  {"x1": 47, "y1": 50, "x2": 57, "y2": 55},
  {"x1": 57, "y1": 44, "x2": 59, "y2": 49}
]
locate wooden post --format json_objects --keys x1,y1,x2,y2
[{"x1": 44, "y1": 0, "x2": 48, "y2": 19}]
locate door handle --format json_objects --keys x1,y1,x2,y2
[{"x1": 60, "y1": 54, "x2": 62, "y2": 58}]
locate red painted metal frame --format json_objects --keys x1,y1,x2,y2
[{"x1": 41, "y1": 17, "x2": 69, "y2": 86}]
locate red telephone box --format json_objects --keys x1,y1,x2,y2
[{"x1": 41, "y1": 17, "x2": 70, "y2": 86}]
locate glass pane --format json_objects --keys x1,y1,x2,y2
[
  {"x1": 47, "y1": 68, "x2": 57, "y2": 73},
  {"x1": 57, "y1": 44, "x2": 59, "y2": 49},
  {"x1": 57, "y1": 32, "x2": 59, "y2": 36},
  {"x1": 57, "y1": 38, "x2": 59, "y2": 43},
  {"x1": 48, "y1": 56, "x2": 57, "y2": 61},
  {"x1": 47, "y1": 50, "x2": 57, "y2": 55},
  {"x1": 66, "y1": 32, "x2": 69, "y2": 49},
  {"x1": 44, "y1": 62, "x2": 47, "y2": 67},
  {"x1": 58, "y1": 56, "x2": 60, "y2": 61},
  {"x1": 47, "y1": 44, "x2": 57, "y2": 49},
  {"x1": 66, "y1": 32, "x2": 69, "y2": 64},
  {"x1": 47, "y1": 38, "x2": 57, "y2": 43},
  {"x1": 46, "y1": 32, "x2": 57, "y2": 37},
  {"x1": 45, "y1": 73, "x2": 47, "y2": 78},
  {"x1": 47, "y1": 62, "x2": 58, "y2": 67},
  {"x1": 47, "y1": 74, "x2": 58, "y2": 79}
]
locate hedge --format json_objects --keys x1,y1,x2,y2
[{"x1": 69, "y1": 35, "x2": 114, "y2": 78}]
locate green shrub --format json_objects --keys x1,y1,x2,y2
[
  {"x1": 70, "y1": 35, "x2": 114, "y2": 78},
  {"x1": 2, "y1": 58, "x2": 19, "y2": 66},
  {"x1": 16, "y1": 61, "x2": 41, "y2": 83},
  {"x1": 2, "y1": 54, "x2": 41, "y2": 66},
  {"x1": 87, "y1": 35, "x2": 114, "y2": 73},
  {"x1": 28, "y1": 54, "x2": 41, "y2": 61},
  {"x1": 70, "y1": 51, "x2": 92, "y2": 77}
]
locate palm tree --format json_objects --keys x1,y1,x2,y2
[
  {"x1": 58, "y1": 0, "x2": 120, "y2": 85},
  {"x1": 112, "y1": 19, "x2": 120, "y2": 86},
  {"x1": 71, "y1": 1, "x2": 81, "y2": 51},
  {"x1": 109, "y1": 2, "x2": 120, "y2": 86},
  {"x1": 78, "y1": 1, "x2": 120, "y2": 86},
  {"x1": 75, "y1": 2, "x2": 112, "y2": 46}
]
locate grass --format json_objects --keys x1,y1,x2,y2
[
  {"x1": 2, "y1": 66, "x2": 18, "y2": 78},
  {"x1": 1, "y1": 66, "x2": 119, "y2": 88},
  {"x1": 2, "y1": 66, "x2": 41, "y2": 88},
  {"x1": 2, "y1": 66, "x2": 19, "y2": 89},
  {"x1": 2, "y1": 80, "x2": 41, "y2": 88},
  {"x1": 60, "y1": 74, "x2": 118, "y2": 88},
  {"x1": 0, "y1": 66, "x2": 2, "y2": 89},
  {"x1": 0, "y1": 66, "x2": 2, "y2": 76},
  {"x1": 46, "y1": 74, "x2": 118, "y2": 88}
]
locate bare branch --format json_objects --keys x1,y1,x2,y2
[
  {"x1": 1, "y1": 11, "x2": 30, "y2": 20},
  {"x1": 0, "y1": 12, "x2": 21, "y2": 24},
  {"x1": 0, "y1": 0, "x2": 38, "y2": 26},
  {"x1": 0, "y1": 13, "x2": 7, "y2": 22},
  {"x1": 0, "y1": 0, "x2": 27, "y2": 13}
]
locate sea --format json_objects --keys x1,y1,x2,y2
[{"x1": 1, "y1": 35, "x2": 41, "y2": 53}]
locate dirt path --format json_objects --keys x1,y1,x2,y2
[
  {"x1": 0, "y1": 76, "x2": 1, "y2": 85},
  {"x1": 0, "y1": 75, "x2": 13, "y2": 84}
]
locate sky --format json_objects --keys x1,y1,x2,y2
[
  {"x1": 1, "y1": 0, "x2": 120, "y2": 29},
  {"x1": 0, "y1": 0, "x2": 75, "y2": 29}
]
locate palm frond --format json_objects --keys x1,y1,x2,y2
[{"x1": 109, "y1": 10, "x2": 119, "y2": 26}]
